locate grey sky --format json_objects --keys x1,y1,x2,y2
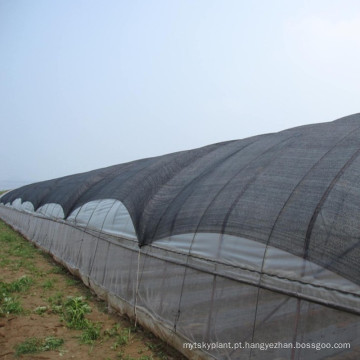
[{"x1": 1, "y1": 0, "x2": 360, "y2": 188}]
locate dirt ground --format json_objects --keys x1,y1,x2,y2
[{"x1": 0, "y1": 220, "x2": 186, "y2": 360}]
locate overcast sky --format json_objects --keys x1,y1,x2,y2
[{"x1": 1, "y1": 0, "x2": 360, "y2": 188}]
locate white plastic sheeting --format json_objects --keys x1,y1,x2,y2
[
  {"x1": 3, "y1": 198, "x2": 360, "y2": 314},
  {"x1": 1, "y1": 200, "x2": 360, "y2": 359},
  {"x1": 37, "y1": 203, "x2": 65, "y2": 219},
  {"x1": 154, "y1": 233, "x2": 360, "y2": 314},
  {"x1": 67, "y1": 199, "x2": 137, "y2": 240},
  {"x1": 11, "y1": 198, "x2": 34, "y2": 212}
]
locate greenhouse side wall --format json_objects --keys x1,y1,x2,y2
[{"x1": 1, "y1": 206, "x2": 360, "y2": 360}]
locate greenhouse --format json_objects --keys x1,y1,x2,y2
[{"x1": 1, "y1": 113, "x2": 360, "y2": 359}]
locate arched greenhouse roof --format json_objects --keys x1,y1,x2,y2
[{"x1": 2, "y1": 113, "x2": 360, "y2": 288}]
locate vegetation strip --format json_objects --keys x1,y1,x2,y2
[{"x1": 0, "y1": 219, "x2": 185, "y2": 359}]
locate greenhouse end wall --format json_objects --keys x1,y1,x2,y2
[{"x1": 1, "y1": 205, "x2": 359, "y2": 360}]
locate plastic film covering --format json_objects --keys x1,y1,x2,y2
[
  {"x1": 36, "y1": 203, "x2": 65, "y2": 219},
  {"x1": 0, "y1": 207, "x2": 359, "y2": 359},
  {"x1": 66, "y1": 199, "x2": 137, "y2": 240},
  {"x1": 1, "y1": 114, "x2": 360, "y2": 359}
]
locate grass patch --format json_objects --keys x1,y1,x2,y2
[
  {"x1": 47, "y1": 292, "x2": 64, "y2": 314},
  {"x1": 8, "y1": 275, "x2": 34, "y2": 292},
  {"x1": 103, "y1": 323, "x2": 121, "y2": 338},
  {"x1": 42, "y1": 278, "x2": 55, "y2": 289},
  {"x1": 111, "y1": 329, "x2": 131, "y2": 350},
  {"x1": 50, "y1": 264, "x2": 68, "y2": 274},
  {"x1": 8, "y1": 240, "x2": 37, "y2": 258},
  {"x1": 80, "y1": 321, "x2": 102, "y2": 344},
  {"x1": 14, "y1": 337, "x2": 41, "y2": 355},
  {"x1": 0, "y1": 276, "x2": 34, "y2": 316},
  {"x1": 0, "y1": 295, "x2": 23, "y2": 315},
  {"x1": 0, "y1": 256, "x2": 10, "y2": 267},
  {"x1": 14, "y1": 336, "x2": 64, "y2": 356},
  {"x1": 2, "y1": 232, "x2": 17, "y2": 243},
  {"x1": 103, "y1": 324, "x2": 134, "y2": 351},
  {"x1": 0, "y1": 222, "x2": 42, "y2": 274},
  {"x1": 66, "y1": 276, "x2": 80, "y2": 286}
]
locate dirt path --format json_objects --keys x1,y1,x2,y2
[{"x1": 0, "y1": 220, "x2": 186, "y2": 360}]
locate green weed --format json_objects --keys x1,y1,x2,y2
[
  {"x1": 80, "y1": 321, "x2": 102, "y2": 344},
  {"x1": 42, "y1": 279, "x2": 55, "y2": 289},
  {"x1": 14, "y1": 336, "x2": 64, "y2": 356},
  {"x1": 47, "y1": 292, "x2": 64, "y2": 314},
  {"x1": 9, "y1": 276, "x2": 34, "y2": 292},
  {"x1": 63, "y1": 296, "x2": 91, "y2": 329},
  {"x1": 14, "y1": 337, "x2": 41, "y2": 355},
  {"x1": 50, "y1": 265, "x2": 67, "y2": 274},
  {"x1": 1, "y1": 233, "x2": 16, "y2": 243},
  {"x1": 103, "y1": 323, "x2": 121, "y2": 338},
  {"x1": 0, "y1": 256, "x2": 10, "y2": 267},
  {"x1": 40, "y1": 252, "x2": 53, "y2": 262},
  {"x1": 34, "y1": 306, "x2": 48, "y2": 315},
  {"x1": 111, "y1": 329, "x2": 130, "y2": 350},
  {"x1": 8, "y1": 242, "x2": 36, "y2": 258},
  {"x1": 42, "y1": 336, "x2": 64, "y2": 351},
  {"x1": 0, "y1": 296, "x2": 23, "y2": 315},
  {"x1": 146, "y1": 341, "x2": 167, "y2": 359},
  {"x1": 0, "y1": 276, "x2": 33, "y2": 316},
  {"x1": 66, "y1": 277, "x2": 80, "y2": 286}
]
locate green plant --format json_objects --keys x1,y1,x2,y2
[
  {"x1": 125, "y1": 324, "x2": 138, "y2": 334},
  {"x1": 80, "y1": 321, "x2": 102, "y2": 344},
  {"x1": 0, "y1": 296, "x2": 23, "y2": 315},
  {"x1": 63, "y1": 296, "x2": 91, "y2": 329},
  {"x1": 111, "y1": 329, "x2": 130, "y2": 350},
  {"x1": 47, "y1": 292, "x2": 63, "y2": 304},
  {"x1": 66, "y1": 277, "x2": 80, "y2": 286},
  {"x1": 14, "y1": 337, "x2": 42, "y2": 355},
  {"x1": 47, "y1": 292, "x2": 64, "y2": 313},
  {"x1": 0, "y1": 256, "x2": 10, "y2": 267},
  {"x1": 1, "y1": 233, "x2": 16, "y2": 243},
  {"x1": 42, "y1": 279, "x2": 55, "y2": 289},
  {"x1": 50, "y1": 264, "x2": 67, "y2": 274},
  {"x1": 116, "y1": 350, "x2": 125, "y2": 359},
  {"x1": 8, "y1": 241, "x2": 36, "y2": 258},
  {"x1": 0, "y1": 276, "x2": 33, "y2": 294},
  {"x1": 103, "y1": 323, "x2": 120, "y2": 338},
  {"x1": 42, "y1": 336, "x2": 64, "y2": 350},
  {"x1": 0, "y1": 282, "x2": 7, "y2": 297},
  {"x1": 34, "y1": 306, "x2": 48, "y2": 315},
  {"x1": 9, "y1": 276, "x2": 34, "y2": 292},
  {"x1": 0, "y1": 279, "x2": 27, "y2": 316},
  {"x1": 40, "y1": 252, "x2": 53, "y2": 262},
  {"x1": 14, "y1": 336, "x2": 64, "y2": 356},
  {"x1": 146, "y1": 341, "x2": 167, "y2": 359}
]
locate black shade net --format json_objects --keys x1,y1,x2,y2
[{"x1": 2, "y1": 113, "x2": 360, "y2": 285}]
